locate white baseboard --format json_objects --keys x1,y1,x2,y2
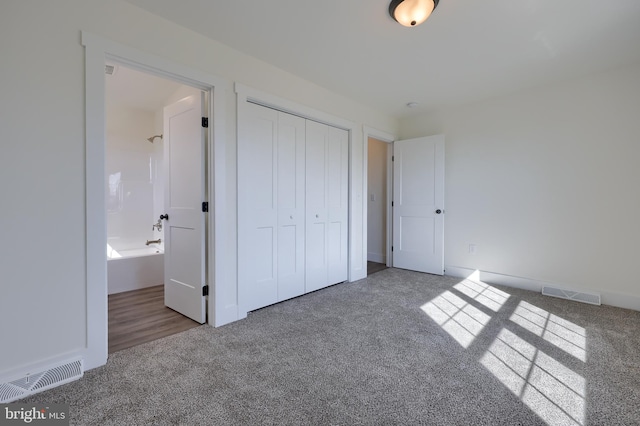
[
  {"x1": 367, "y1": 252, "x2": 386, "y2": 264},
  {"x1": 445, "y1": 265, "x2": 640, "y2": 312}
]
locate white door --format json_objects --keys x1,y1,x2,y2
[
  {"x1": 238, "y1": 103, "x2": 306, "y2": 311},
  {"x1": 327, "y1": 126, "x2": 349, "y2": 285},
  {"x1": 306, "y1": 121, "x2": 348, "y2": 292},
  {"x1": 238, "y1": 103, "x2": 278, "y2": 311},
  {"x1": 163, "y1": 94, "x2": 206, "y2": 323},
  {"x1": 276, "y1": 112, "x2": 306, "y2": 301},
  {"x1": 392, "y1": 135, "x2": 445, "y2": 274},
  {"x1": 305, "y1": 121, "x2": 329, "y2": 292}
]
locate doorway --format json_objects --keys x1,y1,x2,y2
[
  {"x1": 105, "y1": 63, "x2": 204, "y2": 352},
  {"x1": 83, "y1": 32, "x2": 228, "y2": 370},
  {"x1": 367, "y1": 137, "x2": 392, "y2": 275}
]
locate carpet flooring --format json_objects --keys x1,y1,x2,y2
[{"x1": 23, "y1": 268, "x2": 640, "y2": 425}]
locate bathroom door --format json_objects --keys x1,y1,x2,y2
[{"x1": 163, "y1": 94, "x2": 207, "y2": 324}]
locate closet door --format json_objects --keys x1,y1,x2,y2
[
  {"x1": 305, "y1": 121, "x2": 329, "y2": 293},
  {"x1": 306, "y1": 121, "x2": 349, "y2": 292},
  {"x1": 276, "y1": 112, "x2": 306, "y2": 301},
  {"x1": 327, "y1": 126, "x2": 349, "y2": 284},
  {"x1": 238, "y1": 103, "x2": 279, "y2": 311}
]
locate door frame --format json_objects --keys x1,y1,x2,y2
[
  {"x1": 363, "y1": 127, "x2": 396, "y2": 270},
  {"x1": 82, "y1": 32, "x2": 228, "y2": 370}
]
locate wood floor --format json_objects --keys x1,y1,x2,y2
[
  {"x1": 367, "y1": 261, "x2": 388, "y2": 275},
  {"x1": 108, "y1": 285, "x2": 201, "y2": 354}
]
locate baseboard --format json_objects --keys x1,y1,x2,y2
[
  {"x1": 367, "y1": 252, "x2": 386, "y2": 264},
  {"x1": 444, "y1": 265, "x2": 640, "y2": 312}
]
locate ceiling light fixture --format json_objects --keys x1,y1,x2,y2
[{"x1": 389, "y1": 0, "x2": 439, "y2": 27}]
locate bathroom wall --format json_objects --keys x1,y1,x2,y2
[{"x1": 106, "y1": 106, "x2": 157, "y2": 251}]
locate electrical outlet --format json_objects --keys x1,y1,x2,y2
[
  {"x1": 469, "y1": 244, "x2": 477, "y2": 255},
  {"x1": 370, "y1": 194, "x2": 375, "y2": 201}
]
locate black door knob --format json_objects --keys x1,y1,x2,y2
[
  {"x1": 435, "y1": 209, "x2": 442, "y2": 214},
  {"x1": 160, "y1": 214, "x2": 169, "y2": 220}
]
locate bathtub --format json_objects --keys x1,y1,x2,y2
[{"x1": 107, "y1": 245, "x2": 164, "y2": 294}]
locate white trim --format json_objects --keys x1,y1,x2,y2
[
  {"x1": 82, "y1": 32, "x2": 231, "y2": 371},
  {"x1": 445, "y1": 265, "x2": 640, "y2": 311},
  {"x1": 363, "y1": 127, "x2": 396, "y2": 272},
  {"x1": 235, "y1": 84, "x2": 355, "y2": 131}
]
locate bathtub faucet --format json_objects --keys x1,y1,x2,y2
[{"x1": 146, "y1": 239, "x2": 161, "y2": 246}]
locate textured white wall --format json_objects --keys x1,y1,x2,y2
[
  {"x1": 0, "y1": 0, "x2": 397, "y2": 375},
  {"x1": 400, "y1": 62, "x2": 640, "y2": 303},
  {"x1": 367, "y1": 138, "x2": 388, "y2": 262}
]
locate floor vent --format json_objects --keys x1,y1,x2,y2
[
  {"x1": 0, "y1": 359, "x2": 83, "y2": 403},
  {"x1": 542, "y1": 286, "x2": 601, "y2": 306}
]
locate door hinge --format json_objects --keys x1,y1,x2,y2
[
  {"x1": 202, "y1": 285, "x2": 209, "y2": 296},
  {"x1": 202, "y1": 201, "x2": 209, "y2": 212},
  {"x1": 391, "y1": 246, "x2": 394, "y2": 252},
  {"x1": 202, "y1": 117, "x2": 209, "y2": 128},
  {"x1": 392, "y1": 201, "x2": 394, "y2": 207},
  {"x1": 392, "y1": 156, "x2": 394, "y2": 162}
]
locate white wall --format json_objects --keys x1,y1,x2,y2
[
  {"x1": 106, "y1": 107, "x2": 156, "y2": 252},
  {"x1": 367, "y1": 138, "x2": 387, "y2": 263},
  {"x1": 400, "y1": 62, "x2": 640, "y2": 307},
  {"x1": 0, "y1": 0, "x2": 397, "y2": 377}
]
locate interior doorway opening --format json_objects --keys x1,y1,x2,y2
[
  {"x1": 105, "y1": 62, "x2": 205, "y2": 353},
  {"x1": 367, "y1": 137, "x2": 392, "y2": 275}
]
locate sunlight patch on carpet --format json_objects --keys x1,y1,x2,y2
[
  {"x1": 421, "y1": 291, "x2": 491, "y2": 348},
  {"x1": 481, "y1": 328, "x2": 585, "y2": 426},
  {"x1": 510, "y1": 301, "x2": 586, "y2": 361}
]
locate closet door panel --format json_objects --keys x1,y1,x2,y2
[
  {"x1": 276, "y1": 112, "x2": 306, "y2": 301},
  {"x1": 305, "y1": 120, "x2": 329, "y2": 293},
  {"x1": 327, "y1": 126, "x2": 349, "y2": 284},
  {"x1": 238, "y1": 103, "x2": 279, "y2": 311}
]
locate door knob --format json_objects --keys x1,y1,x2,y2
[
  {"x1": 160, "y1": 214, "x2": 169, "y2": 220},
  {"x1": 435, "y1": 209, "x2": 442, "y2": 214}
]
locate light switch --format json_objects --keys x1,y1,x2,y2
[{"x1": 370, "y1": 194, "x2": 376, "y2": 201}]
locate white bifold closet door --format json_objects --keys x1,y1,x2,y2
[
  {"x1": 238, "y1": 102, "x2": 306, "y2": 312},
  {"x1": 238, "y1": 102, "x2": 348, "y2": 312},
  {"x1": 305, "y1": 120, "x2": 348, "y2": 292}
]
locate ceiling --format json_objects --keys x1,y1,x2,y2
[{"x1": 123, "y1": 0, "x2": 640, "y2": 118}]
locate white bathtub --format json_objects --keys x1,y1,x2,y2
[{"x1": 107, "y1": 245, "x2": 164, "y2": 294}]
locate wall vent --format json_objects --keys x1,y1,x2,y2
[
  {"x1": 0, "y1": 359, "x2": 83, "y2": 403},
  {"x1": 542, "y1": 286, "x2": 601, "y2": 306},
  {"x1": 105, "y1": 64, "x2": 117, "y2": 76}
]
